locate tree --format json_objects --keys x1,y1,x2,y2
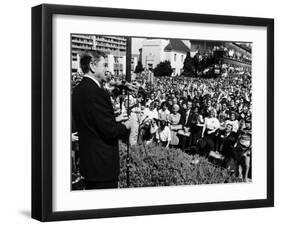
[
  {"x1": 154, "y1": 60, "x2": 173, "y2": 77},
  {"x1": 182, "y1": 51, "x2": 195, "y2": 77},
  {"x1": 134, "y1": 61, "x2": 144, "y2": 73}
]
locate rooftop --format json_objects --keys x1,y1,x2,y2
[{"x1": 164, "y1": 39, "x2": 190, "y2": 53}]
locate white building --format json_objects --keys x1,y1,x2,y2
[
  {"x1": 131, "y1": 54, "x2": 139, "y2": 73},
  {"x1": 141, "y1": 39, "x2": 190, "y2": 75},
  {"x1": 107, "y1": 54, "x2": 126, "y2": 76},
  {"x1": 72, "y1": 35, "x2": 127, "y2": 75}
]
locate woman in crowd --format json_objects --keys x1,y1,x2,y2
[
  {"x1": 225, "y1": 111, "x2": 239, "y2": 133},
  {"x1": 168, "y1": 104, "x2": 182, "y2": 147},
  {"x1": 201, "y1": 109, "x2": 221, "y2": 156},
  {"x1": 158, "y1": 101, "x2": 170, "y2": 122},
  {"x1": 144, "y1": 101, "x2": 159, "y2": 120},
  {"x1": 239, "y1": 104, "x2": 251, "y2": 121}
]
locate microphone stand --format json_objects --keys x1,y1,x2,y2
[
  {"x1": 125, "y1": 87, "x2": 140, "y2": 188},
  {"x1": 126, "y1": 89, "x2": 132, "y2": 188},
  {"x1": 119, "y1": 82, "x2": 140, "y2": 188},
  {"x1": 117, "y1": 88, "x2": 129, "y2": 187}
]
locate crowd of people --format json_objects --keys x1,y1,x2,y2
[
  {"x1": 181, "y1": 46, "x2": 251, "y2": 79},
  {"x1": 104, "y1": 71, "x2": 252, "y2": 181},
  {"x1": 212, "y1": 45, "x2": 252, "y2": 64}
]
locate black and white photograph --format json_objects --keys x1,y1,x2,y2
[
  {"x1": 29, "y1": 2, "x2": 274, "y2": 222},
  {"x1": 71, "y1": 34, "x2": 253, "y2": 190}
]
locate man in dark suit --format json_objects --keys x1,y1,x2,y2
[
  {"x1": 72, "y1": 50, "x2": 130, "y2": 189},
  {"x1": 219, "y1": 123, "x2": 237, "y2": 169},
  {"x1": 179, "y1": 101, "x2": 193, "y2": 151}
]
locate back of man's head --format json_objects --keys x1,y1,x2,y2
[{"x1": 79, "y1": 50, "x2": 107, "y2": 74}]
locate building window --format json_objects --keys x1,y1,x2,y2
[
  {"x1": 181, "y1": 55, "x2": 184, "y2": 62},
  {"x1": 174, "y1": 54, "x2": 177, "y2": 61}
]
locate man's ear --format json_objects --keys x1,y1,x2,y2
[{"x1": 89, "y1": 61, "x2": 96, "y2": 74}]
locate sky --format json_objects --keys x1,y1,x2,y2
[{"x1": 131, "y1": 38, "x2": 145, "y2": 55}]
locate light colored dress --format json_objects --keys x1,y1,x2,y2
[
  {"x1": 126, "y1": 112, "x2": 140, "y2": 146},
  {"x1": 168, "y1": 113, "x2": 181, "y2": 145}
]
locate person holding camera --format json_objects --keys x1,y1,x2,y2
[{"x1": 156, "y1": 120, "x2": 171, "y2": 148}]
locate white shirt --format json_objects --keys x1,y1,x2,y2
[
  {"x1": 158, "y1": 109, "x2": 170, "y2": 121},
  {"x1": 204, "y1": 117, "x2": 220, "y2": 130},
  {"x1": 156, "y1": 126, "x2": 171, "y2": 142},
  {"x1": 185, "y1": 109, "x2": 191, "y2": 124},
  {"x1": 143, "y1": 108, "x2": 159, "y2": 120}
]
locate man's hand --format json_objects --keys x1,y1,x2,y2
[
  {"x1": 108, "y1": 80, "x2": 139, "y2": 94},
  {"x1": 125, "y1": 82, "x2": 139, "y2": 93},
  {"x1": 122, "y1": 119, "x2": 131, "y2": 130},
  {"x1": 114, "y1": 109, "x2": 121, "y2": 115},
  {"x1": 115, "y1": 112, "x2": 129, "y2": 122}
]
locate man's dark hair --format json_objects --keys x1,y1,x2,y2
[
  {"x1": 159, "y1": 120, "x2": 167, "y2": 128},
  {"x1": 79, "y1": 50, "x2": 107, "y2": 74}
]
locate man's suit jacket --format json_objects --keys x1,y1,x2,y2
[
  {"x1": 220, "y1": 131, "x2": 237, "y2": 158},
  {"x1": 180, "y1": 109, "x2": 193, "y2": 128},
  {"x1": 72, "y1": 77, "x2": 128, "y2": 182}
]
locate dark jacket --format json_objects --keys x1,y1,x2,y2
[
  {"x1": 72, "y1": 77, "x2": 129, "y2": 182},
  {"x1": 220, "y1": 131, "x2": 237, "y2": 158},
  {"x1": 180, "y1": 109, "x2": 193, "y2": 128}
]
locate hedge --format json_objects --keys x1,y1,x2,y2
[{"x1": 119, "y1": 143, "x2": 241, "y2": 188}]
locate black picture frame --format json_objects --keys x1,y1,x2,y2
[{"x1": 32, "y1": 3, "x2": 274, "y2": 222}]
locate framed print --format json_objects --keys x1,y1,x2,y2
[{"x1": 31, "y1": 4, "x2": 274, "y2": 222}]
